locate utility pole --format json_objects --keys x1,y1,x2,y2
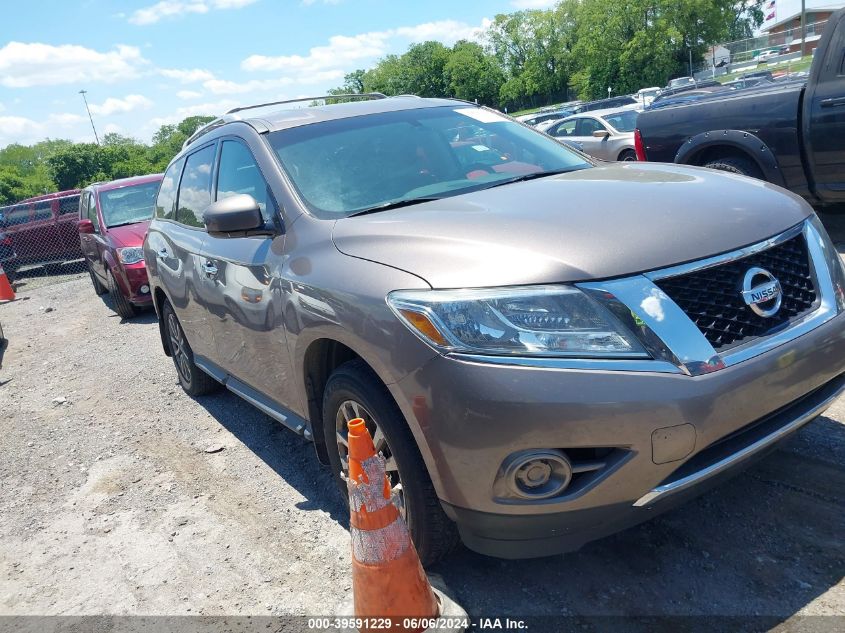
[
  {"x1": 800, "y1": 0, "x2": 807, "y2": 58},
  {"x1": 78, "y1": 90, "x2": 100, "y2": 145}
]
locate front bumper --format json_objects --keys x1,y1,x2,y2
[
  {"x1": 117, "y1": 262, "x2": 153, "y2": 305},
  {"x1": 391, "y1": 307, "x2": 845, "y2": 559}
]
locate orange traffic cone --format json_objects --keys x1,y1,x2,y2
[
  {"x1": 346, "y1": 418, "x2": 438, "y2": 632},
  {"x1": 0, "y1": 264, "x2": 15, "y2": 302}
]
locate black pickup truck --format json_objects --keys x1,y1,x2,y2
[{"x1": 636, "y1": 8, "x2": 845, "y2": 209}]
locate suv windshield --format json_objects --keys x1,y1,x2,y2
[
  {"x1": 268, "y1": 106, "x2": 591, "y2": 218},
  {"x1": 99, "y1": 182, "x2": 160, "y2": 228},
  {"x1": 602, "y1": 110, "x2": 638, "y2": 133}
]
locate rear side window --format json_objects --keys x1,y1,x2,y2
[
  {"x1": 59, "y1": 196, "x2": 79, "y2": 215},
  {"x1": 4, "y1": 204, "x2": 30, "y2": 226},
  {"x1": 549, "y1": 120, "x2": 577, "y2": 137},
  {"x1": 156, "y1": 157, "x2": 185, "y2": 221},
  {"x1": 216, "y1": 140, "x2": 273, "y2": 224},
  {"x1": 177, "y1": 145, "x2": 215, "y2": 228},
  {"x1": 34, "y1": 201, "x2": 52, "y2": 221}
]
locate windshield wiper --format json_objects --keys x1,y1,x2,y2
[
  {"x1": 480, "y1": 168, "x2": 584, "y2": 190},
  {"x1": 107, "y1": 219, "x2": 150, "y2": 229},
  {"x1": 348, "y1": 196, "x2": 443, "y2": 217}
]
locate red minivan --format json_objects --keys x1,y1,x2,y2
[
  {"x1": 78, "y1": 174, "x2": 162, "y2": 318},
  {"x1": 0, "y1": 189, "x2": 83, "y2": 278}
]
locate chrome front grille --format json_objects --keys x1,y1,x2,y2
[{"x1": 655, "y1": 234, "x2": 818, "y2": 351}]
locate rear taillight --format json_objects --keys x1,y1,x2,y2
[{"x1": 634, "y1": 129, "x2": 647, "y2": 161}]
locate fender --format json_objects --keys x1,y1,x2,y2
[{"x1": 674, "y1": 129, "x2": 787, "y2": 188}]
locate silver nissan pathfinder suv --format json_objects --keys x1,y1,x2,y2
[{"x1": 144, "y1": 95, "x2": 845, "y2": 564}]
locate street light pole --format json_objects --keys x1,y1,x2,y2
[{"x1": 78, "y1": 90, "x2": 100, "y2": 145}]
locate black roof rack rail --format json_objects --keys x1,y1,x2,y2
[
  {"x1": 225, "y1": 92, "x2": 387, "y2": 115},
  {"x1": 182, "y1": 93, "x2": 388, "y2": 149}
]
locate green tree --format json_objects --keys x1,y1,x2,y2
[{"x1": 445, "y1": 41, "x2": 504, "y2": 106}]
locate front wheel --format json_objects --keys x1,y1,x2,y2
[
  {"x1": 89, "y1": 267, "x2": 107, "y2": 296},
  {"x1": 106, "y1": 269, "x2": 136, "y2": 319},
  {"x1": 323, "y1": 359, "x2": 458, "y2": 567}
]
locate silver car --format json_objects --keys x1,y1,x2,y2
[
  {"x1": 144, "y1": 95, "x2": 845, "y2": 564},
  {"x1": 545, "y1": 107, "x2": 639, "y2": 161}
]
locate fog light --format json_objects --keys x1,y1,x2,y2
[
  {"x1": 140, "y1": 285, "x2": 150, "y2": 294},
  {"x1": 503, "y1": 450, "x2": 573, "y2": 500}
]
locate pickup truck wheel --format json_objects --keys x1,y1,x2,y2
[
  {"x1": 106, "y1": 269, "x2": 136, "y2": 320},
  {"x1": 161, "y1": 301, "x2": 220, "y2": 396},
  {"x1": 703, "y1": 156, "x2": 763, "y2": 179},
  {"x1": 323, "y1": 359, "x2": 458, "y2": 567},
  {"x1": 618, "y1": 149, "x2": 637, "y2": 162},
  {"x1": 88, "y1": 268, "x2": 107, "y2": 296}
]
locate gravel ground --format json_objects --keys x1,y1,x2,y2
[{"x1": 0, "y1": 216, "x2": 843, "y2": 630}]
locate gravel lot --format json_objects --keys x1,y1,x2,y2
[{"x1": 0, "y1": 215, "x2": 844, "y2": 630}]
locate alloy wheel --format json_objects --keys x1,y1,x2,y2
[{"x1": 167, "y1": 312, "x2": 192, "y2": 384}]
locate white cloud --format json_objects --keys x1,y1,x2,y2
[
  {"x1": 510, "y1": 0, "x2": 558, "y2": 8},
  {"x1": 176, "y1": 90, "x2": 203, "y2": 100},
  {"x1": 240, "y1": 18, "x2": 489, "y2": 78},
  {"x1": 129, "y1": 0, "x2": 258, "y2": 25},
  {"x1": 158, "y1": 67, "x2": 215, "y2": 83},
  {"x1": 146, "y1": 99, "x2": 239, "y2": 129},
  {"x1": 89, "y1": 94, "x2": 154, "y2": 116},
  {"x1": 103, "y1": 123, "x2": 124, "y2": 135},
  {"x1": 47, "y1": 113, "x2": 84, "y2": 126},
  {"x1": 0, "y1": 42, "x2": 146, "y2": 88}
]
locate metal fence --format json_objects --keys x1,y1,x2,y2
[{"x1": 0, "y1": 190, "x2": 90, "y2": 292}]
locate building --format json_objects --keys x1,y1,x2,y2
[{"x1": 761, "y1": 0, "x2": 844, "y2": 54}]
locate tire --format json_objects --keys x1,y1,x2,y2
[
  {"x1": 89, "y1": 267, "x2": 107, "y2": 296},
  {"x1": 323, "y1": 359, "x2": 458, "y2": 567},
  {"x1": 703, "y1": 156, "x2": 763, "y2": 179},
  {"x1": 618, "y1": 149, "x2": 637, "y2": 162},
  {"x1": 161, "y1": 300, "x2": 220, "y2": 396},
  {"x1": 106, "y1": 269, "x2": 136, "y2": 320}
]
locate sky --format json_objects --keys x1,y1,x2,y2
[{"x1": 0, "y1": 0, "x2": 559, "y2": 149}]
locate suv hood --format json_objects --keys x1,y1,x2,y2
[
  {"x1": 107, "y1": 220, "x2": 150, "y2": 248},
  {"x1": 332, "y1": 163, "x2": 811, "y2": 288}
]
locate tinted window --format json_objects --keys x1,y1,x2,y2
[
  {"x1": 602, "y1": 111, "x2": 638, "y2": 133},
  {"x1": 549, "y1": 120, "x2": 577, "y2": 137},
  {"x1": 177, "y1": 145, "x2": 215, "y2": 228},
  {"x1": 34, "y1": 201, "x2": 52, "y2": 221},
  {"x1": 216, "y1": 141, "x2": 273, "y2": 224},
  {"x1": 576, "y1": 118, "x2": 606, "y2": 136},
  {"x1": 4, "y1": 204, "x2": 30, "y2": 226},
  {"x1": 269, "y1": 106, "x2": 591, "y2": 218},
  {"x1": 100, "y1": 182, "x2": 160, "y2": 228},
  {"x1": 59, "y1": 196, "x2": 79, "y2": 215},
  {"x1": 156, "y1": 157, "x2": 185, "y2": 221}
]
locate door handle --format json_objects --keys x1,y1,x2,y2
[
  {"x1": 203, "y1": 260, "x2": 218, "y2": 278},
  {"x1": 820, "y1": 97, "x2": 845, "y2": 108}
]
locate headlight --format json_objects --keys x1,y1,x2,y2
[
  {"x1": 387, "y1": 286, "x2": 647, "y2": 358},
  {"x1": 809, "y1": 215, "x2": 845, "y2": 313},
  {"x1": 117, "y1": 247, "x2": 145, "y2": 265}
]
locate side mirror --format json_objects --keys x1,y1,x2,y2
[
  {"x1": 593, "y1": 130, "x2": 611, "y2": 139},
  {"x1": 78, "y1": 219, "x2": 95, "y2": 234},
  {"x1": 203, "y1": 194, "x2": 264, "y2": 234}
]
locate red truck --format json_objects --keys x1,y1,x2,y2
[{"x1": 0, "y1": 189, "x2": 84, "y2": 278}]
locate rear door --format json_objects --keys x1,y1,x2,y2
[
  {"x1": 200, "y1": 137, "x2": 293, "y2": 404},
  {"x1": 803, "y1": 12, "x2": 845, "y2": 202},
  {"x1": 146, "y1": 146, "x2": 217, "y2": 362}
]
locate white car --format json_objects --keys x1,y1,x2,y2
[
  {"x1": 756, "y1": 50, "x2": 780, "y2": 62},
  {"x1": 635, "y1": 87, "x2": 661, "y2": 107},
  {"x1": 544, "y1": 107, "x2": 641, "y2": 162}
]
